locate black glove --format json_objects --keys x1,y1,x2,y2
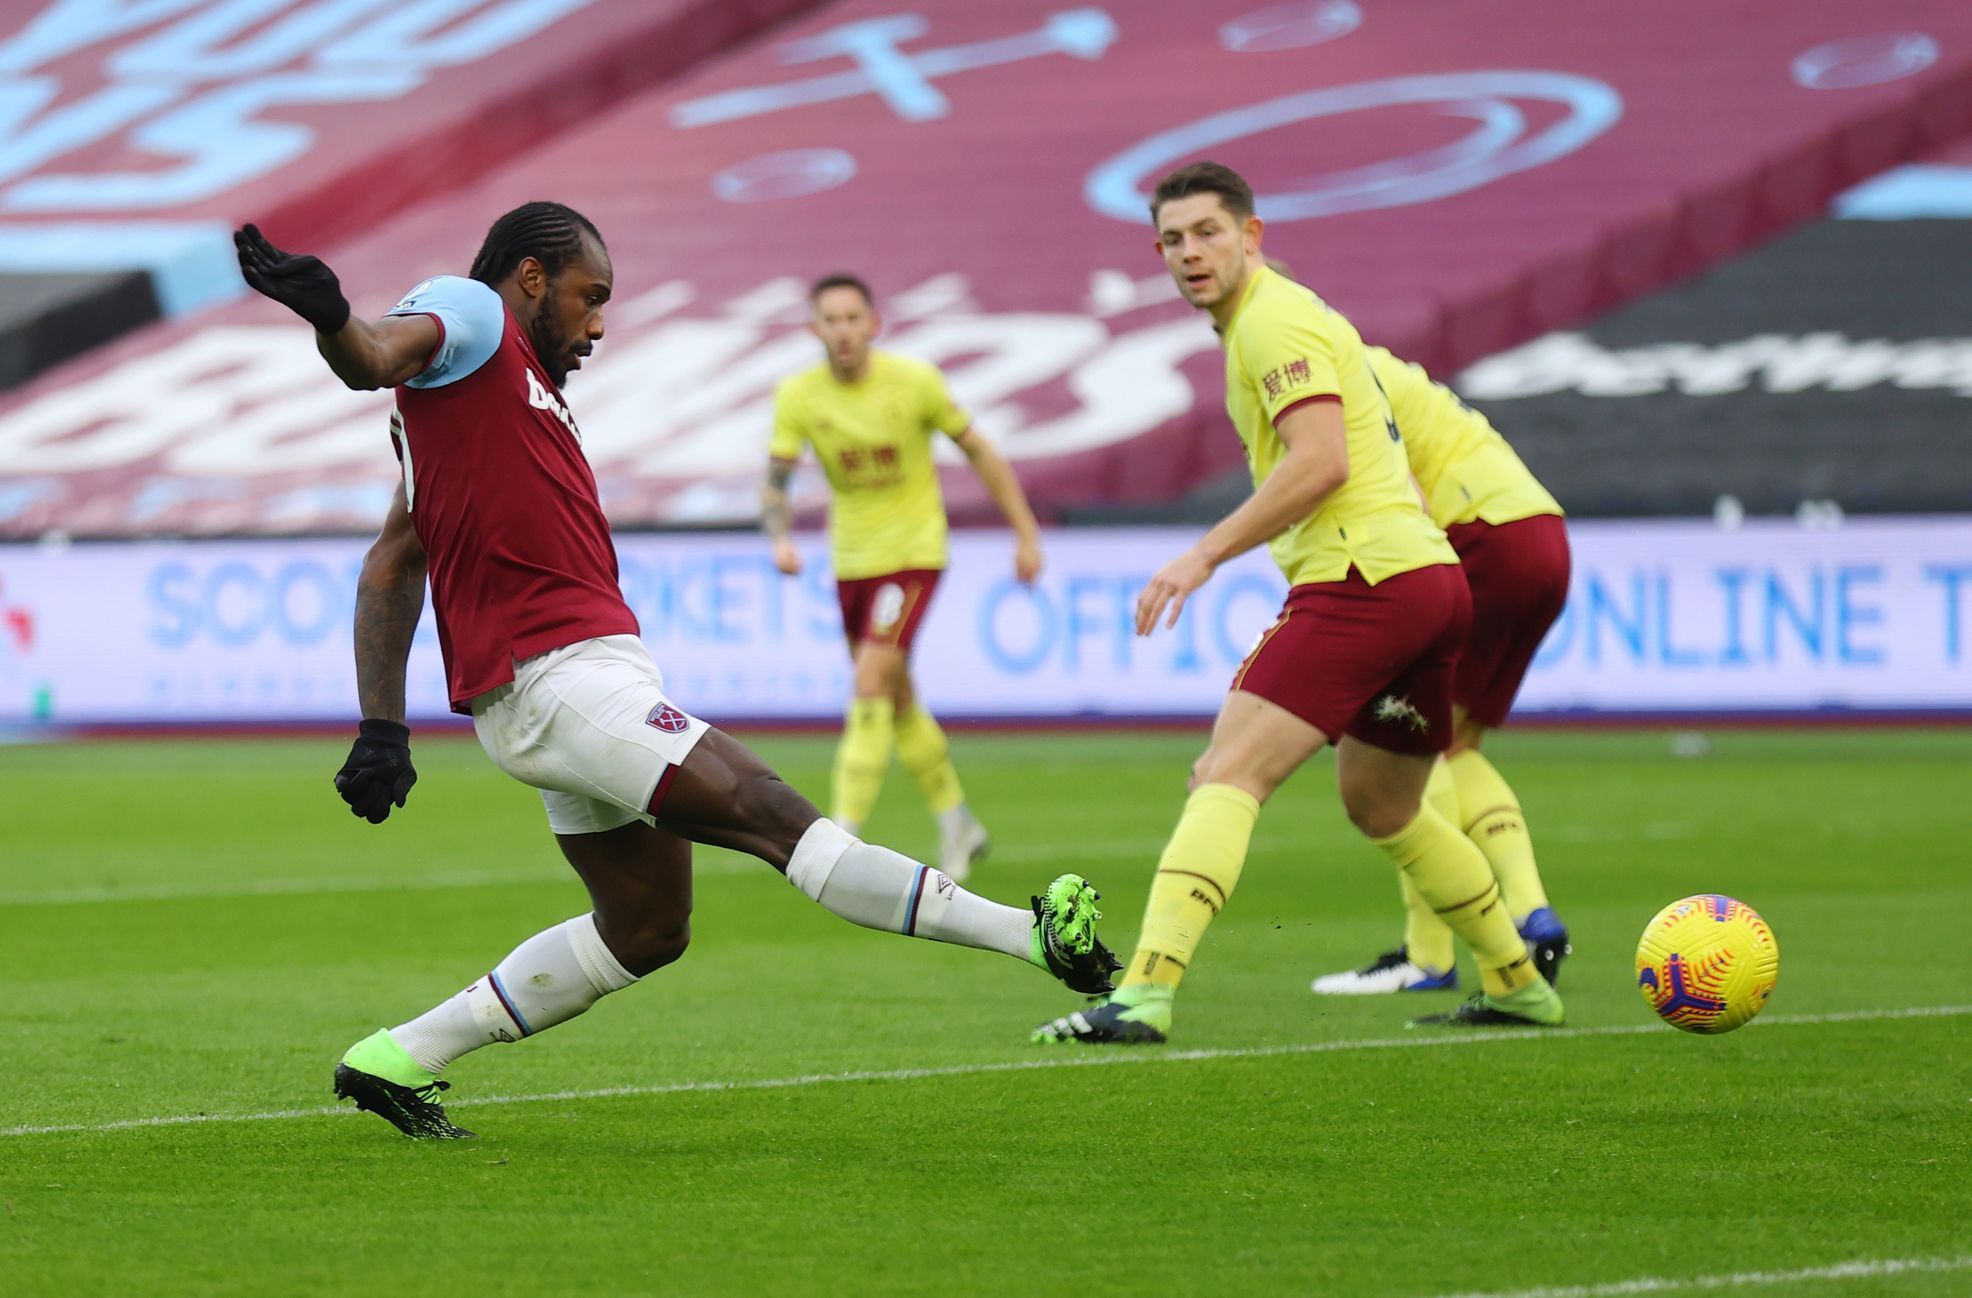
[
  {"x1": 234, "y1": 223, "x2": 351, "y2": 335},
  {"x1": 335, "y1": 719, "x2": 416, "y2": 823}
]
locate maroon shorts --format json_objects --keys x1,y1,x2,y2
[
  {"x1": 1444, "y1": 514, "x2": 1571, "y2": 728},
  {"x1": 836, "y1": 568, "x2": 942, "y2": 651},
  {"x1": 1231, "y1": 563, "x2": 1472, "y2": 756}
]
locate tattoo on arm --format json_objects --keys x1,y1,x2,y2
[
  {"x1": 762, "y1": 459, "x2": 795, "y2": 539},
  {"x1": 353, "y1": 532, "x2": 426, "y2": 722}
]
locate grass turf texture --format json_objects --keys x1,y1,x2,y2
[{"x1": 3, "y1": 729, "x2": 1968, "y2": 1298}]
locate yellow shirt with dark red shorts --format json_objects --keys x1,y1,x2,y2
[
  {"x1": 771, "y1": 351, "x2": 970, "y2": 649},
  {"x1": 1220, "y1": 267, "x2": 1466, "y2": 754},
  {"x1": 1368, "y1": 345, "x2": 1571, "y2": 728}
]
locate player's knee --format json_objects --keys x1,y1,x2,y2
[
  {"x1": 856, "y1": 666, "x2": 899, "y2": 700},
  {"x1": 852, "y1": 645, "x2": 905, "y2": 698},
  {"x1": 739, "y1": 768, "x2": 821, "y2": 849},
  {"x1": 1343, "y1": 787, "x2": 1422, "y2": 839},
  {"x1": 1189, "y1": 750, "x2": 1278, "y2": 804},
  {"x1": 599, "y1": 910, "x2": 691, "y2": 977},
  {"x1": 622, "y1": 922, "x2": 691, "y2": 977}
]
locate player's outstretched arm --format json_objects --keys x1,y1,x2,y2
[
  {"x1": 336, "y1": 486, "x2": 426, "y2": 823},
  {"x1": 762, "y1": 456, "x2": 802, "y2": 575},
  {"x1": 1135, "y1": 400, "x2": 1349, "y2": 634},
  {"x1": 234, "y1": 224, "x2": 437, "y2": 391},
  {"x1": 953, "y1": 428, "x2": 1044, "y2": 584}
]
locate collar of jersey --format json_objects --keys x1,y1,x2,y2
[{"x1": 1219, "y1": 264, "x2": 1273, "y2": 340}]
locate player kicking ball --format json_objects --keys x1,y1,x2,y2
[
  {"x1": 763, "y1": 275, "x2": 1045, "y2": 881},
  {"x1": 1033, "y1": 163, "x2": 1564, "y2": 1045},
  {"x1": 1310, "y1": 344, "x2": 1572, "y2": 997},
  {"x1": 234, "y1": 205, "x2": 1117, "y2": 1139}
]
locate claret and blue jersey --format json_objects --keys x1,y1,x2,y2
[{"x1": 384, "y1": 275, "x2": 638, "y2": 712}]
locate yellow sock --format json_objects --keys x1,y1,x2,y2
[
  {"x1": 893, "y1": 704, "x2": 964, "y2": 815},
  {"x1": 1370, "y1": 803, "x2": 1538, "y2": 996},
  {"x1": 1448, "y1": 748, "x2": 1550, "y2": 922},
  {"x1": 1400, "y1": 874, "x2": 1455, "y2": 976},
  {"x1": 1401, "y1": 762, "x2": 1459, "y2": 973},
  {"x1": 830, "y1": 696, "x2": 895, "y2": 828},
  {"x1": 1120, "y1": 784, "x2": 1260, "y2": 990}
]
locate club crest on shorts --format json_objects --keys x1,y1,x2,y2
[
  {"x1": 1372, "y1": 694, "x2": 1428, "y2": 732},
  {"x1": 646, "y1": 702, "x2": 693, "y2": 734}
]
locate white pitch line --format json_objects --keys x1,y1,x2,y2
[
  {"x1": 5, "y1": 1003, "x2": 1966, "y2": 1141},
  {"x1": 1421, "y1": 1253, "x2": 1972, "y2": 1298}
]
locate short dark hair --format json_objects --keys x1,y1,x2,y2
[
  {"x1": 1150, "y1": 162, "x2": 1255, "y2": 223},
  {"x1": 469, "y1": 201, "x2": 604, "y2": 285},
  {"x1": 810, "y1": 273, "x2": 872, "y2": 306}
]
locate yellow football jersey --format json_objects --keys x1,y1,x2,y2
[
  {"x1": 1367, "y1": 346, "x2": 1562, "y2": 529},
  {"x1": 771, "y1": 350, "x2": 971, "y2": 580},
  {"x1": 1221, "y1": 267, "x2": 1457, "y2": 586}
]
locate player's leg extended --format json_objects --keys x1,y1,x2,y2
[
  {"x1": 656, "y1": 728, "x2": 1115, "y2": 992},
  {"x1": 892, "y1": 671, "x2": 987, "y2": 880},
  {"x1": 336, "y1": 823, "x2": 687, "y2": 1139},
  {"x1": 1336, "y1": 738, "x2": 1560, "y2": 1027},
  {"x1": 1035, "y1": 691, "x2": 1320, "y2": 1045},
  {"x1": 831, "y1": 639, "x2": 901, "y2": 834}
]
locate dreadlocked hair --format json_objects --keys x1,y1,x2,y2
[{"x1": 468, "y1": 201, "x2": 603, "y2": 285}]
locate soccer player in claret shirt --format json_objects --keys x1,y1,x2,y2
[
  {"x1": 233, "y1": 205, "x2": 1116, "y2": 1139},
  {"x1": 762, "y1": 275, "x2": 1045, "y2": 881},
  {"x1": 1310, "y1": 344, "x2": 1573, "y2": 996},
  {"x1": 1033, "y1": 163, "x2": 1565, "y2": 1044}
]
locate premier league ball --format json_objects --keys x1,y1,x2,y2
[{"x1": 1635, "y1": 894, "x2": 1779, "y2": 1034}]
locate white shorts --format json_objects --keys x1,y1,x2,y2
[{"x1": 470, "y1": 634, "x2": 710, "y2": 835}]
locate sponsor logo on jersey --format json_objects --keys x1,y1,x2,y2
[{"x1": 526, "y1": 368, "x2": 582, "y2": 442}]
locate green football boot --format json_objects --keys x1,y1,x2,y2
[
  {"x1": 333, "y1": 1029, "x2": 474, "y2": 1139},
  {"x1": 1408, "y1": 978, "x2": 1565, "y2": 1029},
  {"x1": 1028, "y1": 873, "x2": 1122, "y2": 994},
  {"x1": 1032, "y1": 983, "x2": 1174, "y2": 1045}
]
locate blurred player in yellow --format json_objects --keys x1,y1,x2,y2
[
  {"x1": 764, "y1": 274, "x2": 1044, "y2": 882},
  {"x1": 1310, "y1": 344, "x2": 1574, "y2": 996},
  {"x1": 1035, "y1": 162, "x2": 1563, "y2": 1043}
]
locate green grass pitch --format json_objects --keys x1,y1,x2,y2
[{"x1": 3, "y1": 729, "x2": 1969, "y2": 1297}]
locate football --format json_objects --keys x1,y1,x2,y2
[{"x1": 1635, "y1": 894, "x2": 1780, "y2": 1034}]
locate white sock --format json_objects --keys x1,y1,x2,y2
[
  {"x1": 389, "y1": 913, "x2": 638, "y2": 1074},
  {"x1": 786, "y1": 818, "x2": 1032, "y2": 960}
]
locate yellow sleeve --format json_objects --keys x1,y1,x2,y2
[
  {"x1": 921, "y1": 365, "x2": 971, "y2": 437},
  {"x1": 769, "y1": 382, "x2": 806, "y2": 459},
  {"x1": 1235, "y1": 307, "x2": 1342, "y2": 425}
]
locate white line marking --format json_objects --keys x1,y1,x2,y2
[
  {"x1": 1421, "y1": 1253, "x2": 1972, "y2": 1298},
  {"x1": 6, "y1": 1003, "x2": 1965, "y2": 1141}
]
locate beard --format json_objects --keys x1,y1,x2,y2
[{"x1": 528, "y1": 296, "x2": 573, "y2": 388}]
